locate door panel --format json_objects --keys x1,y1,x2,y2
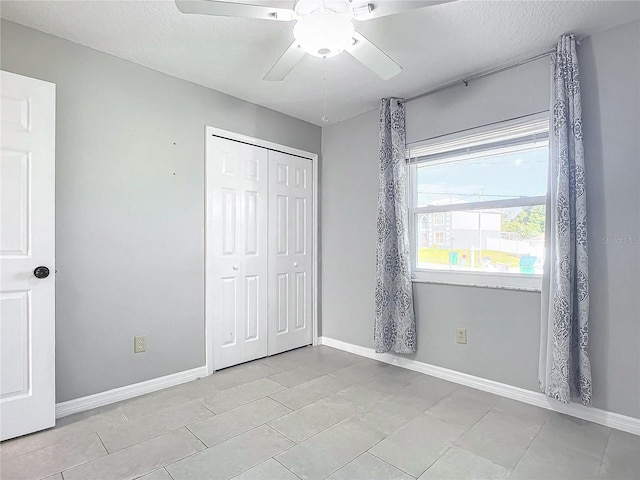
[
  {"x1": 295, "y1": 272, "x2": 307, "y2": 330},
  {"x1": 220, "y1": 277, "x2": 237, "y2": 347},
  {"x1": 268, "y1": 151, "x2": 313, "y2": 355},
  {"x1": 245, "y1": 276, "x2": 259, "y2": 340},
  {"x1": 0, "y1": 291, "x2": 30, "y2": 399},
  {"x1": 207, "y1": 136, "x2": 268, "y2": 370},
  {"x1": 276, "y1": 273, "x2": 289, "y2": 334},
  {"x1": 295, "y1": 197, "x2": 306, "y2": 255},
  {"x1": 245, "y1": 192, "x2": 258, "y2": 255},
  {"x1": 1, "y1": 151, "x2": 29, "y2": 255},
  {"x1": 221, "y1": 189, "x2": 236, "y2": 255},
  {"x1": 0, "y1": 71, "x2": 55, "y2": 441},
  {"x1": 276, "y1": 195, "x2": 288, "y2": 254}
]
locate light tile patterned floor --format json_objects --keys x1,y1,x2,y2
[{"x1": 1, "y1": 346, "x2": 638, "y2": 480}]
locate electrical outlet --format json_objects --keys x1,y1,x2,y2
[
  {"x1": 456, "y1": 328, "x2": 467, "y2": 344},
  {"x1": 134, "y1": 335, "x2": 146, "y2": 353}
]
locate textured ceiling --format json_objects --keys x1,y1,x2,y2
[{"x1": 2, "y1": 0, "x2": 639, "y2": 126}]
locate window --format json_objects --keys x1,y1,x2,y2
[
  {"x1": 419, "y1": 215, "x2": 429, "y2": 246},
  {"x1": 408, "y1": 115, "x2": 548, "y2": 289}
]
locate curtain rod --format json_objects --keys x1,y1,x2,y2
[{"x1": 406, "y1": 49, "x2": 554, "y2": 103}]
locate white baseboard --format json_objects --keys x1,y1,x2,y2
[
  {"x1": 55, "y1": 366, "x2": 208, "y2": 419},
  {"x1": 319, "y1": 336, "x2": 640, "y2": 435}
]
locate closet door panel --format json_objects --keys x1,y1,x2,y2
[
  {"x1": 208, "y1": 136, "x2": 268, "y2": 370},
  {"x1": 268, "y1": 151, "x2": 313, "y2": 355}
]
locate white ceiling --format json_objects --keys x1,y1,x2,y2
[{"x1": 2, "y1": 0, "x2": 639, "y2": 126}]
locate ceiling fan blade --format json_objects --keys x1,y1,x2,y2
[
  {"x1": 263, "y1": 41, "x2": 306, "y2": 81},
  {"x1": 345, "y1": 32, "x2": 402, "y2": 80},
  {"x1": 175, "y1": 1, "x2": 296, "y2": 21},
  {"x1": 351, "y1": 1, "x2": 454, "y2": 20}
]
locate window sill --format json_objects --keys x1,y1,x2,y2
[
  {"x1": 411, "y1": 270, "x2": 542, "y2": 292},
  {"x1": 411, "y1": 277, "x2": 541, "y2": 292}
]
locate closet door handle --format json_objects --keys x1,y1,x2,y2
[
  {"x1": 293, "y1": 262, "x2": 298, "y2": 267},
  {"x1": 34, "y1": 266, "x2": 50, "y2": 279},
  {"x1": 232, "y1": 265, "x2": 239, "y2": 271}
]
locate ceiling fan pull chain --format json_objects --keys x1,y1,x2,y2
[{"x1": 322, "y1": 57, "x2": 329, "y2": 123}]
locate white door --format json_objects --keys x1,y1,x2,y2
[
  {"x1": 0, "y1": 71, "x2": 56, "y2": 441},
  {"x1": 207, "y1": 135, "x2": 268, "y2": 370},
  {"x1": 268, "y1": 151, "x2": 313, "y2": 355}
]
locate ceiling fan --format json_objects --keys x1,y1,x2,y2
[{"x1": 175, "y1": 0, "x2": 451, "y2": 81}]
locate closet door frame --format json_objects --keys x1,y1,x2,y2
[{"x1": 204, "y1": 126, "x2": 319, "y2": 375}]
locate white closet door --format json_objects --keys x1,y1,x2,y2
[
  {"x1": 207, "y1": 136, "x2": 268, "y2": 370},
  {"x1": 268, "y1": 151, "x2": 313, "y2": 355}
]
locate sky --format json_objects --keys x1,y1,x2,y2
[{"x1": 414, "y1": 144, "x2": 548, "y2": 206}]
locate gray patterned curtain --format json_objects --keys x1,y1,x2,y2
[
  {"x1": 539, "y1": 35, "x2": 592, "y2": 406},
  {"x1": 374, "y1": 98, "x2": 416, "y2": 354}
]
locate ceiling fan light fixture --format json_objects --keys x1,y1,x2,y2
[
  {"x1": 352, "y1": 3, "x2": 373, "y2": 19},
  {"x1": 293, "y1": 11, "x2": 355, "y2": 58}
]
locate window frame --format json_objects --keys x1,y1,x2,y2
[{"x1": 407, "y1": 114, "x2": 549, "y2": 291}]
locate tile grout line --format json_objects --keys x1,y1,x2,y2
[
  {"x1": 268, "y1": 376, "x2": 352, "y2": 409},
  {"x1": 265, "y1": 422, "x2": 301, "y2": 446},
  {"x1": 102, "y1": 409, "x2": 214, "y2": 455},
  {"x1": 268, "y1": 395, "x2": 296, "y2": 411},
  {"x1": 365, "y1": 400, "x2": 494, "y2": 479},
  {"x1": 304, "y1": 409, "x2": 403, "y2": 480},
  {"x1": 417, "y1": 445, "x2": 454, "y2": 479},
  {"x1": 359, "y1": 447, "x2": 418, "y2": 479},
  {"x1": 106, "y1": 427, "x2": 209, "y2": 479},
  {"x1": 506, "y1": 414, "x2": 552, "y2": 475},
  {"x1": 185, "y1": 424, "x2": 206, "y2": 446},
  {"x1": 261, "y1": 424, "x2": 307, "y2": 466},
  {"x1": 113, "y1": 395, "x2": 208, "y2": 424},
  {"x1": 317, "y1": 449, "x2": 373, "y2": 480},
  {"x1": 162, "y1": 437, "x2": 211, "y2": 476},
  {"x1": 424, "y1": 388, "x2": 499, "y2": 434},
  {"x1": 0, "y1": 412, "x2": 124, "y2": 462},
  {"x1": 450, "y1": 444, "x2": 515, "y2": 475},
  {"x1": 457, "y1": 397, "x2": 498, "y2": 430},
  {"x1": 202, "y1": 387, "x2": 288, "y2": 414},
  {"x1": 272, "y1": 456, "x2": 304, "y2": 479},
  {"x1": 596, "y1": 428, "x2": 613, "y2": 477},
  {"x1": 95, "y1": 430, "x2": 110, "y2": 455},
  {"x1": 267, "y1": 402, "x2": 362, "y2": 446},
  {"x1": 186, "y1": 401, "x2": 294, "y2": 447},
  {"x1": 30, "y1": 432, "x2": 110, "y2": 479},
  {"x1": 452, "y1": 400, "x2": 553, "y2": 474},
  {"x1": 200, "y1": 398, "x2": 219, "y2": 416},
  {"x1": 367, "y1": 448, "x2": 418, "y2": 479},
  {"x1": 506, "y1": 414, "x2": 549, "y2": 473}
]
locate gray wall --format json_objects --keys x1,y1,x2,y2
[
  {"x1": 1, "y1": 20, "x2": 322, "y2": 403},
  {"x1": 579, "y1": 21, "x2": 640, "y2": 419},
  {"x1": 321, "y1": 21, "x2": 640, "y2": 418}
]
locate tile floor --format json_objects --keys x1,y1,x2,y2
[{"x1": 1, "y1": 346, "x2": 638, "y2": 480}]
